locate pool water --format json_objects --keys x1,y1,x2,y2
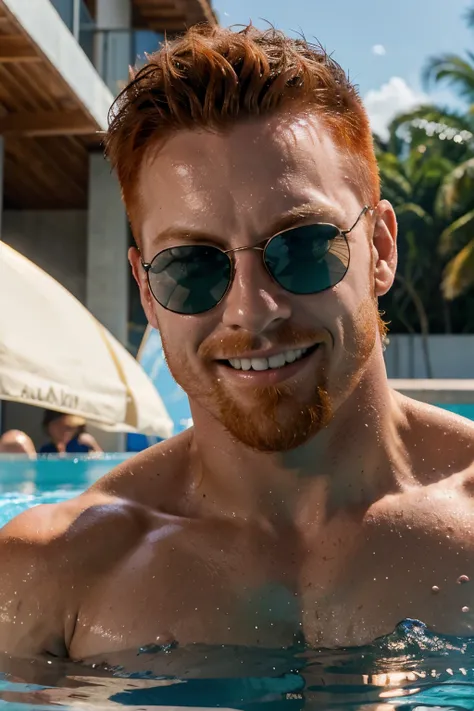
[{"x1": 2, "y1": 455, "x2": 474, "y2": 710}]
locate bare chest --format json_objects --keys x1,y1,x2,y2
[{"x1": 68, "y1": 518, "x2": 473, "y2": 661}]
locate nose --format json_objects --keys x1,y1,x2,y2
[{"x1": 221, "y1": 248, "x2": 292, "y2": 333}]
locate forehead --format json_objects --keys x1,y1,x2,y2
[{"x1": 137, "y1": 114, "x2": 361, "y2": 249}]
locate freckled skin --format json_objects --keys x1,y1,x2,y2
[{"x1": 0, "y1": 114, "x2": 474, "y2": 665}]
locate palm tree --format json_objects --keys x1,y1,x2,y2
[
  {"x1": 436, "y1": 156, "x2": 474, "y2": 298},
  {"x1": 420, "y1": 5, "x2": 474, "y2": 298},
  {"x1": 376, "y1": 107, "x2": 474, "y2": 354},
  {"x1": 423, "y1": 54, "x2": 474, "y2": 105}
]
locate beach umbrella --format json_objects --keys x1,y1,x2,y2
[{"x1": 0, "y1": 242, "x2": 173, "y2": 437}]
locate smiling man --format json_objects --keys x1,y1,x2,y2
[{"x1": 1, "y1": 24, "x2": 474, "y2": 662}]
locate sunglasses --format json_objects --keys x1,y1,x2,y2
[{"x1": 142, "y1": 206, "x2": 372, "y2": 315}]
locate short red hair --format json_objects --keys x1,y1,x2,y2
[{"x1": 105, "y1": 24, "x2": 380, "y2": 233}]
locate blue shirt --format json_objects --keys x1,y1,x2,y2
[{"x1": 39, "y1": 437, "x2": 93, "y2": 454}]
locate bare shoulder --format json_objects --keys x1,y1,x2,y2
[
  {"x1": 365, "y1": 395, "x2": 474, "y2": 536},
  {"x1": 0, "y1": 491, "x2": 149, "y2": 657},
  {"x1": 398, "y1": 394, "x2": 474, "y2": 481}
]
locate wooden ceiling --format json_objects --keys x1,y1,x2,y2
[
  {"x1": 0, "y1": 0, "x2": 216, "y2": 210},
  {"x1": 132, "y1": 0, "x2": 216, "y2": 32},
  {"x1": 0, "y1": 1, "x2": 102, "y2": 209}
]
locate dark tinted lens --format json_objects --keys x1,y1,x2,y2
[
  {"x1": 147, "y1": 245, "x2": 231, "y2": 314},
  {"x1": 264, "y1": 223, "x2": 349, "y2": 294}
]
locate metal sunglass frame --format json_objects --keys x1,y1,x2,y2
[{"x1": 141, "y1": 205, "x2": 373, "y2": 314}]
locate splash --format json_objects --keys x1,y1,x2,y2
[{"x1": 3, "y1": 620, "x2": 474, "y2": 709}]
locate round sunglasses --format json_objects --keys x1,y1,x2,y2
[{"x1": 142, "y1": 206, "x2": 372, "y2": 315}]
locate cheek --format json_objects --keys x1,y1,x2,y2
[
  {"x1": 348, "y1": 240, "x2": 374, "y2": 294},
  {"x1": 158, "y1": 316, "x2": 206, "y2": 375}
]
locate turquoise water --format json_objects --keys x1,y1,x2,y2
[
  {"x1": 0, "y1": 453, "x2": 131, "y2": 524},
  {"x1": 2, "y1": 455, "x2": 474, "y2": 709},
  {"x1": 440, "y1": 404, "x2": 474, "y2": 420}
]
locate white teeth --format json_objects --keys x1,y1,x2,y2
[
  {"x1": 268, "y1": 353, "x2": 287, "y2": 368},
  {"x1": 250, "y1": 358, "x2": 269, "y2": 371},
  {"x1": 227, "y1": 347, "x2": 310, "y2": 371}
]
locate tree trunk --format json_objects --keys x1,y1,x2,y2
[
  {"x1": 442, "y1": 298, "x2": 452, "y2": 334},
  {"x1": 395, "y1": 274, "x2": 434, "y2": 378}
]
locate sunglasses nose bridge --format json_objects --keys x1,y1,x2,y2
[
  {"x1": 225, "y1": 243, "x2": 272, "y2": 287},
  {"x1": 225, "y1": 244, "x2": 265, "y2": 255},
  {"x1": 221, "y1": 249, "x2": 293, "y2": 332}
]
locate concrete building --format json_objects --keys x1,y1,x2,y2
[{"x1": 0, "y1": 0, "x2": 215, "y2": 445}]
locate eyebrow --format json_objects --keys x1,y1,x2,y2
[
  {"x1": 149, "y1": 202, "x2": 344, "y2": 252},
  {"x1": 270, "y1": 202, "x2": 345, "y2": 235}
]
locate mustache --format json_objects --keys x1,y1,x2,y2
[{"x1": 198, "y1": 323, "x2": 328, "y2": 360}]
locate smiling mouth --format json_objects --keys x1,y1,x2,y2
[{"x1": 218, "y1": 344, "x2": 320, "y2": 372}]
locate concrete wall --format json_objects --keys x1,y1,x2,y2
[
  {"x1": 96, "y1": 0, "x2": 131, "y2": 28},
  {"x1": 87, "y1": 154, "x2": 129, "y2": 345},
  {"x1": 2, "y1": 210, "x2": 88, "y2": 301},
  {"x1": 385, "y1": 335, "x2": 474, "y2": 379}
]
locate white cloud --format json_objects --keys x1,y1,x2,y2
[
  {"x1": 372, "y1": 44, "x2": 386, "y2": 56},
  {"x1": 364, "y1": 77, "x2": 428, "y2": 140}
]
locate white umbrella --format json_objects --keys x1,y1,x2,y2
[{"x1": 0, "y1": 242, "x2": 173, "y2": 437}]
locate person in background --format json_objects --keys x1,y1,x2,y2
[
  {"x1": 0, "y1": 430, "x2": 36, "y2": 459},
  {"x1": 39, "y1": 410, "x2": 102, "y2": 454}
]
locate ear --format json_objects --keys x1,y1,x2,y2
[
  {"x1": 372, "y1": 200, "x2": 397, "y2": 297},
  {"x1": 129, "y1": 247, "x2": 160, "y2": 330}
]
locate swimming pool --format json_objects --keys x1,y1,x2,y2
[{"x1": 2, "y1": 454, "x2": 474, "y2": 710}]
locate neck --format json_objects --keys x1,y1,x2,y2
[{"x1": 188, "y1": 356, "x2": 412, "y2": 526}]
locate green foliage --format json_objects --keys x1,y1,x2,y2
[
  {"x1": 377, "y1": 11, "x2": 474, "y2": 334},
  {"x1": 377, "y1": 109, "x2": 474, "y2": 333}
]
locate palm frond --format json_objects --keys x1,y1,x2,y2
[
  {"x1": 377, "y1": 153, "x2": 412, "y2": 201},
  {"x1": 442, "y1": 238, "x2": 474, "y2": 299},
  {"x1": 464, "y1": 5, "x2": 474, "y2": 29},
  {"x1": 423, "y1": 54, "x2": 474, "y2": 101},
  {"x1": 396, "y1": 202, "x2": 434, "y2": 225},
  {"x1": 439, "y1": 208, "x2": 474, "y2": 255},
  {"x1": 389, "y1": 105, "x2": 474, "y2": 138},
  {"x1": 435, "y1": 157, "x2": 474, "y2": 216}
]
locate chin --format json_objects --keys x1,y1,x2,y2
[{"x1": 215, "y1": 385, "x2": 333, "y2": 452}]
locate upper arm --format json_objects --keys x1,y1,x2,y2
[
  {"x1": 77, "y1": 432, "x2": 102, "y2": 453},
  {"x1": 0, "y1": 507, "x2": 71, "y2": 657}
]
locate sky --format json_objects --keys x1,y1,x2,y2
[{"x1": 213, "y1": 0, "x2": 473, "y2": 138}]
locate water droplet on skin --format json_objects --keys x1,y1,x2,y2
[
  {"x1": 457, "y1": 575, "x2": 470, "y2": 584},
  {"x1": 431, "y1": 585, "x2": 440, "y2": 594},
  {"x1": 462, "y1": 606, "x2": 470, "y2": 613}
]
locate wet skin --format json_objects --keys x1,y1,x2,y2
[{"x1": 1, "y1": 114, "x2": 474, "y2": 663}]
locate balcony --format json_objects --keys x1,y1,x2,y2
[
  {"x1": 49, "y1": 0, "x2": 164, "y2": 94},
  {"x1": 93, "y1": 28, "x2": 164, "y2": 95},
  {"x1": 0, "y1": 0, "x2": 114, "y2": 209}
]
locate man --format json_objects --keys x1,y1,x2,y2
[
  {"x1": 1, "y1": 24, "x2": 474, "y2": 663},
  {"x1": 0, "y1": 430, "x2": 36, "y2": 459}
]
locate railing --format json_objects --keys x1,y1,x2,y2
[
  {"x1": 49, "y1": 0, "x2": 92, "y2": 41},
  {"x1": 93, "y1": 29, "x2": 164, "y2": 95},
  {"x1": 49, "y1": 1, "x2": 164, "y2": 95}
]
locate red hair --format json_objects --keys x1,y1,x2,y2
[{"x1": 105, "y1": 24, "x2": 380, "y2": 232}]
